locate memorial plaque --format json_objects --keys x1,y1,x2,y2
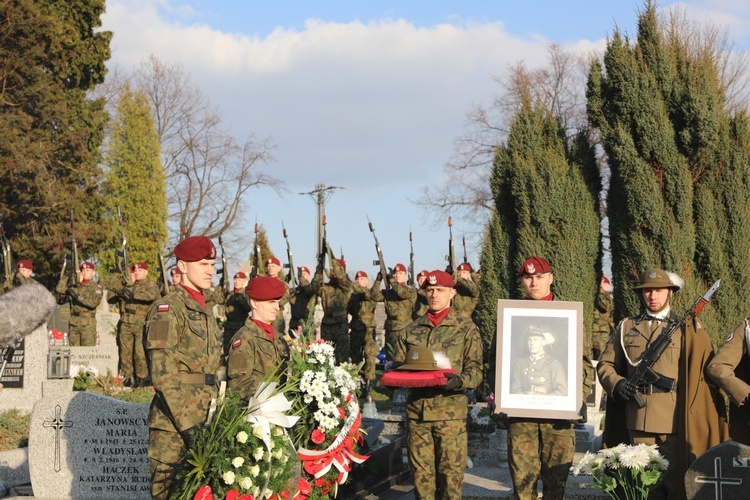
[
  {"x1": 0, "y1": 339, "x2": 25, "y2": 388},
  {"x1": 685, "y1": 440, "x2": 750, "y2": 500},
  {"x1": 29, "y1": 391, "x2": 150, "y2": 498}
]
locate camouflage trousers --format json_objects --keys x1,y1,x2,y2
[
  {"x1": 68, "y1": 316, "x2": 97, "y2": 346},
  {"x1": 321, "y1": 322, "x2": 350, "y2": 364},
  {"x1": 350, "y1": 326, "x2": 378, "y2": 380},
  {"x1": 507, "y1": 418, "x2": 574, "y2": 500},
  {"x1": 118, "y1": 321, "x2": 148, "y2": 379},
  {"x1": 385, "y1": 327, "x2": 406, "y2": 361},
  {"x1": 629, "y1": 430, "x2": 680, "y2": 500},
  {"x1": 407, "y1": 418, "x2": 467, "y2": 500},
  {"x1": 149, "y1": 428, "x2": 187, "y2": 500}
]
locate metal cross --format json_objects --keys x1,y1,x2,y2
[
  {"x1": 42, "y1": 405, "x2": 73, "y2": 473},
  {"x1": 694, "y1": 456, "x2": 742, "y2": 500}
]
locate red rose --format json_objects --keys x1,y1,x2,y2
[
  {"x1": 311, "y1": 428, "x2": 326, "y2": 444},
  {"x1": 193, "y1": 485, "x2": 213, "y2": 500},
  {"x1": 225, "y1": 489, "x2": 239, "y2": 500}
]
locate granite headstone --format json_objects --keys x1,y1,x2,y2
[
  {"x1": 28, "y1": 391, "x2": 150, "y2": 498},
  {"x1": 0, "y1": 325, "x2": 48, "y2": 413},
  {"x1": 685, "y1": 440, "x2": 750, "y2": 500}
]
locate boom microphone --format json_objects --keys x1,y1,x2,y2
[{"x1": 0, "y1": 283, "x2": 57, "y2": 348}]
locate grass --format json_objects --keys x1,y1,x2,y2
[{"x1": 0, "y1": 409, "x2": 30, "y2": 452}]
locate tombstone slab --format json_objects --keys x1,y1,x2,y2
[
  {"x1": 0, "y1": 326, "x2": 48, "y2": 413},
  {"x1": 29, "y1": 391, "x2": 150, "y2": 498},
  {"x1": 685, "y1": 440, "x2": 750, "y2": 500}
]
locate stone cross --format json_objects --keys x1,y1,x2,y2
[
  {"x1": 42, "y1": 404, "x2": 73, "y2": 473},
  {"x1": 694, "y1": 457, "x2": 743, "y2": 500}
]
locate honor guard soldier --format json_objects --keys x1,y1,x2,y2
[
  {"x1": 452, "y1": 262, "x2": 479, "y2": 319},
  {"x1": 289, "y1": 266, "x2": 316, "y2": 332},
  {"x1": 56, "y1": 261, "x2": 102, "y2": 346},
  {"x1": 3, "y1": 259, "x2": 39, "y2": 293},
  {"x1": 144, "y1": 236, "x2": 224, "y2": 499},
  {"x1": 371, "y1": 263, "x2": 417, "y2": 360},
  {"x1": 169, "y1": 267, "x2": 181, "y2": 286},
  {"x1": 265, "y1": 256, "x2": 291, "y2": 333},
  {"x1": 591, "y1": 275, "x2": 614, "y2": 359},
  {"x1": 348, "y1": 270, "x2": 379, "y2": 385},
  {"x1": 412, "y1": 269, "x2": 429, "y2": 319},
  {"x1": 310, "y1": 258, "x2": 352, "y2": 363},
  {"x1": 222, "y1": 271, "x2": 251, "y2": 353}
]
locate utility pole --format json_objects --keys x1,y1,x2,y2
[{"x1": 299, "y1": 183, "x2": 344, "y2": 256}]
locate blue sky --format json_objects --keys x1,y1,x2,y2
[{"x1": 101, "y1": 0, "x2": 750, "y2": 278}]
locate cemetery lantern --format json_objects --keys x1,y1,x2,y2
[{"x1": 47, "y1": 348, "x2": 70, "y2": 379}]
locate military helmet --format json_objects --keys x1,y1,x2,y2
[{"x1": 634, "y1": 268, "x2": 681, "y2": 292}]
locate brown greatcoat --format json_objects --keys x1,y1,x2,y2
[
  {"x1": 598, "y1": 312, "x2": 728, "y2": 498},
  {"x1": 706, "y1": 318, "x2": 750, "y2": 445}
]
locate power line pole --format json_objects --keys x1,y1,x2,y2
[{"x1": 299, "y1": 183, "x2": 344, "y2": 256}]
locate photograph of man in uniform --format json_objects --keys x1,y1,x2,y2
[{"x1": 511, "y1": 325, "x2": 567, "y2": 396}]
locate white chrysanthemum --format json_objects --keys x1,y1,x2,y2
[
  {"x1": 253, "y1": 447, "x2": 264, "y2": 461},
  {"x1": 239, "y1": 476, "x2": 253, "y2": 489},
  {"x1": 232, "y1": 456, "x2": 244, "y2": 468},
  {"x1": 649, "y1": 454, "x2": 670, "y2": 471},
  {"x1": 248, "y1": 464, "x2": 260, "y2": 477},
  {"x1": 236, "y1": 431, "x2": 248, "y2": 444},
  {"x1": 222, "y1": 470, "x2": 236, "y2": 485},
  {"x1": 618, "y1": 446, "x2": 652, "y2": 469},
  {"x1": 572, "y1": 451, "x2": 596, "y2": 476}
]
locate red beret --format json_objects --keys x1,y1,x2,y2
[
  {"x1": 418, "y1": 269, "x2": 429, "y2": 278},
  {"x1": 422, "y1": 270, "x2": 455, "y2": 289},
  {"x1": 457, "y1": 263, "x2": 472, "y2": 272},
  {"x1": 234, "y1": 271, "x2": 248, "y2": 279},
  {"x1": 299, "y1": 266, "x2": 310, "y2": 274},
  {"x1": 170, "y1": 267, "x2": 180, "y2": 276},
  {"x1": 393, "y1": 263, "x2": 407, "y2": 273},
  {"x1": 80, "y1": 261, "x2": 96, "y2": 270},
  {"x1": 133, "y1": 262, "x2": 148, "y2": 270},
  {"x1": 174, "y1": 236, "x2": 216, "y2": 262},
  {"x1": 336, "y1": 258, "x2": 346, "y2": 270},
  {"x1": 602, "y1": 276, "x2": 611, "y2": 285},
  {"x1": 518, "y1": 256, "x2": 551, "y2": 276},
  {"x1": 246, "y1": 276, "x2": 286, "y2": 300},
  {"x1": 266, "y1": 256, "x2": 280, "y2": 266},
  {"x1": 16, "y1": 259, "x2": 33, "y2": 270},
  {"x1": 355, "y1": 270, "x2": 368, "y2": 279}
]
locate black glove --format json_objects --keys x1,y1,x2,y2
[
  {"x1": 444, "y1": 373, "x2": 463, "y2": 391},
  {"x1": 578, "y1": 402, "x2": 588, "y2": 423},
  {"x1": 181, "y1": 426, "x2": 200, "y2": 449},
  {"x1": 65, "y1": 288, "x2": 78, "y2": 300},
  {"x1": 376, "y1": 271, "x2": 383, "y2": 281},
  {"x1": 614, "y1": 379, "x2": 638, "y2": 401}
]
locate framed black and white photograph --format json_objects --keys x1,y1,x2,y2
[{"x1": 494, "y1": 299, "x2": 583, "y2": 419}]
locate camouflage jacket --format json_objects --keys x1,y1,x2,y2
[
  {"x1": 592, "y1": 289, "x2": 614, "y2": 333},
  {"x1": 108, "y1": 273, "x2": 160, "y2": 325},
  {"x1": 2, "y1": 272, "x2": 40, "y2": 294},
  {"x1": 224, "y1": 290, "x2": 252, "y2": 336},
  {"x1": 289, "y1": 276, "x2": 316, "y2": 325},
  {"x1": 310, "y1": 261, "x2": 352, "y2": 324},
  {"x1": 412, "y1": 290, "x2": 429, "y2": 320},
  {"x1": 204, "y1": 283, "x2": 226, "y2": 311},
  {"x1": 56, "y1": 277, "x2": 102, "y2": 316},
  {"x1": 348, "y1": 282, "x2": 377, "y2": 330},
  {"x1": 145, "y1": 286, "x2": 223, "y2": 433},
  {"x1": 452, "y1": 274, "x2": 479, "y2": 319},
  {"x1": 371, "y1": 277, "x2": 417, "y2": 331},
  {"x1": 227, "y1": 319, "x2": 290, "y2": 400},
  {"x1": 395, "y1": 309, "x2": 483, "y2": 421}
]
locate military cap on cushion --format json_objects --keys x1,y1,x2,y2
[
  {"x1": 355, "y1": 271, "x2": 368, "y2": 279},
  {"x1": 421, "y1": 269, "x2": 454, "y2": 289},
  {"x1": 266, "y1": 256, "x2": 280, "y2": 266},
  {"x1": 457, "y1": 262, "x2": 472, "y2": 272},
  {"x1": 393, "y1": 263, "x2": 407, "y2": 273},
  {"x1": 174, "y1": 236, "x2": 216, "y2": 262},
  {"x1": 634, "y1": 269, "x2": 681, "y2": 292},
  {"x1": 380, "y1": 347, "x2": 456, "y2": 388},
  {"x1": 80, "y1": 261, "x2": 96, "y2": 270},
  {"x1": 234, "y1": 271, "x2": 248, "y2": 279},
  {"x1": 133, "y1": 262, "x2": 148, "y2": 270},
  {"x1": 246, "y1": 276, "x2": 286, "y2": 301},
  {"x1": 170, "y1": 267, "x2": 180, "y2": 277},
  {"x1": 517, "y1": 256, "x2": 552, "y2": 276},
  {"x1": 16, "y1": 259, "x2": 33, "y2": 270}
]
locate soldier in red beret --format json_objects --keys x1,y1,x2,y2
[
  {"x1": 169, "y1": 267, "x2": 181, "y2": 286},
  {"x1": 453, "y1": 262, "x2": 479, "y2": 320},
  {"x1": 371, "y1": 262, "x2": 417, "y2": 360},
  {"x1": 227, "y1": 276, "x2": 290, "y2": 400},
  {"x1": 144, "y1": 236, "x2": 224, "y2": 500},
  {"x1": 394, "y1": 270, "x2": 483, "y2": 499},
  {"x1": 222, "y1": 271, "x2": 252, "y2": 354},
  {"x1": 2, "y1": 258, "x2": 39, "y2": 293},
  {"x1": 348, "y1": 270, "x2": 379, "y2": 386},
  {"x1": 289, "y1": 265, "x2": 315, "y2": 333},
  {"x1": 412, "y1": 270, "x2": 430, "y2": 320},
  {"x1": 591, "y1": 275, "x2": 614, "y2": 359},
  {"x1": 264, "y1": 256, "x2": 290, "y2": 333},
  {"x1": 55, "y1": 261, "x2": 102, "y2": 346},
  {"x1": 311, "y1": 256, "x2": 352, "y2": 363}
]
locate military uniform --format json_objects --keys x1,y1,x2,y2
[
  {"x1": 395, "y1": 300, "x2": 483, "y2": 500},
  {"x1": 511, "y1": 352, "x2": 566, "y2": 395},
  {"x1": 227, "y1": 318, "x2": 290, "y2": 399},
  {"x1": 222, "y1": 290, "x2": 251, "y2": 353},
  {"x1": 591, "y1": 288, "x2": 614, "y2": 359},
  {"x1": 2, "y1": 268, "x2": 40, "y2": 294},
  {"x1": 413, "y1": 289, "x2": 429, "y2": 320},
  {"x1": 56, "y1": 274, "x2": 102, "y2": 346},
  {"x1": 348, "y1": 280, "x2": 378, "y2": 380},
  {"x1": 108, "y1": 270, "x2": 160, "y2": 384},
  {"x1": 271, "y1": 275, "x2": 290, "y2": 334},
  {"x1": 310, "y1": 260, "x2": 352, "y2": 363},
  {"x1": 452, "y1": 273, "x2": 479, "y2": 319},
  {"x1": 289, "y1": 274, "x2": 316, "y2": 331},
  {"x1": 203, "y1": 283, "x2": 226, "y2": 315},
  {"x1": 371, "y1": 273, "x2": 417, "y2": 360}
]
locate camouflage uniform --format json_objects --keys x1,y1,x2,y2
[
  {"x1": 348, "y1": 281, "x2": 378, "y2": 380},
  {"x1": 371, "y1": 275, "x2": 417, "y2": 360},
  {"x1": 227, "y1": 318, "x2": 290, "y2": 400},
  {"x1": 310, "y1": 260, "x2": 352, "y2": 363},
  {"x1": 2, "y1": 272, "x2": 39, "y2": 294},
  {"x1": 203, "y1": 283, "x2": 226, "y2": 316},
  {"x1": 395, "y1": 309, "x2": 483, "y2": 500},
  {"x1": 591, "y1": 289, "x2": 614, "y2": 359},
  {"x1": 452, "y1": 273, "x2": 479, "y2": 319},
  {"x1": 270, "y1": 276, "x2": 290, "y2": 334},
  {"x1": 289, "y1": 276, "x2": 316, "y2": 331},
  {"x1": 222, "y1": 290, "x2": 251, "y2": 354},
  {"x1": 413, "y1": 289, "x2": 429, "y2": 320},
  {"x1": 55, "y1": 276, "x2": 102, "y2": 346},
  {"x1": 144, "y1": 285, "x2": 223, "y2": 500},
  {"x1": 108, "y1": 273, "x2": 160, "y2": 382}
]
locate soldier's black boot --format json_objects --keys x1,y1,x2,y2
[
  {"x1": 140, "y1": 376, "x2": 152, "y2": 388},
  {"x1": 123, "y1": 376, "x2": 135, "y2": 388}
]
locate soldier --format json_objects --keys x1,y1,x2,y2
[
  {"x1": 707, "y1": 319, "x2": 750, "y2": 445},
  {"x1": 412, "y1": 269, "x2": 429, "y2": 319},
  {"x1": 227, "y1": 276, "x2": 290, "y2": 400},
  {"x1": 56, "y1": 261, "x2": 102, "y2": 346},
  {"x1": 265, "y1": 256, "x2": 290, "y2": 333},
  {"x1": 591, "y1": 275, "x2": 614, "y2": 359},
  {"x1": 169, "y1": 267, "x2": 181, "y2": 286},
  {"x1": 222, "y1": 271, "x2": 251, "y2": 354},
  {"x1": 2, "y1": 259, "x2": 39, "y2": 292},
  {"x1": 394, "y1": 269, "x2": 483, "y2": 500},
  {"x1": 505, "y1": 256, "x2": 593, "y2": 500},
  {"x1": 371, "y1": 263, "x2": 417, "y2": 360},
  {"x1": 598, "y1": 268, "x2": 728, "y2": 499},
  {"x1": 144, "y1": 236, "x2": 223, "y2": 500},
  {"x1": 289, "y1": 266, "x2": 316, "y2": 332},
  {"x1": 452, "y1": 262, "x2": 479, "y2": 319},
  {"x1": 510, "y1": 326, "x2": 566, "y2": 395},
  {"x1": 108, "y1": 262, "x2": 160, "y2": 387},
  {"x1": 348, "y1": 270, "x2": 378, "y2": 385},
  {"x1": 310, "y1": 258, "x2": 352, "y2": 363}
]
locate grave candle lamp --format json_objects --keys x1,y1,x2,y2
[{"x1": 47, "y1": 348, "x2": 71, "y2": 379}]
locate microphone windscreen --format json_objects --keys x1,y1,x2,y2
[{"x1": 0, "y1": 284, "x2": 58, "y2": 348}]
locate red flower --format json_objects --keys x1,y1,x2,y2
[
  {"x1": 237, "y1": 495, "x2": 255, "y2": 500},
  {"x1": 193, "y1": 485, "x2": 213, "y2": 500},
  {"x1": 296, "y1": 478, "x2": 312, "y2": 497},
  {"x1": 314, "y1": 478, "x2": 327, "y2": 488},
  {"x1": 225, "y1": 489, "x2": 240, "y2": 500},
  {"x1": 337, "y1": 407, "x2": 345, "y2": 418},
  {"x1": 311, "y1": 428, "x2": 326, "y2": 444}
]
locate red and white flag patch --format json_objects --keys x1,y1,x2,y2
[
  {"x1": 232, "y1": 339, "x2": 242, "y2": 349},
  {"x1": 157, "y1": 304, "x2": 170, "y2": 312}
]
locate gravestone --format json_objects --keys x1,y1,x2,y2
[
  {"x1": 0, "y1": 325, "x2": 49, "y2": 413},
  {"x1": 68, "y1": 308, "x2": 120, "y2": 377},
  {"x1": 28, "y1": 391, "x2": 150, "y2": 498},
  {"x1": 685, "y1": 440, "x2": 750, "y2": 500}
]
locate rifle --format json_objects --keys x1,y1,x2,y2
[
  {"x1": 218, "y1": 235, "x2": 230, "y2": 295},
  {"x1": 58, "y1": 239, "x2": 68, "y2": 287},
  {"x1": 70, "y1": 210, "x2": 80, "y2": 286},
  {"x1": 250, "y1": 220, "x2": 266, "y2": 278},
  {"x1": 115, "y1": 207, "x2": 129, "y2": 274},
  {"x1": 367, "y1": 216, "x2": 391, "y2": 289},
  {"x1": 408, "y1": 229, "x2": 415, "y2": 287},
  {"x1": 0, "y1": 217, "x2": 12, "y2": 286},
  {"x1": 282, "y1": 223, "x2": 297, "y2": 288},
  {"x1": 462, "y1": 235, "x2": 469, "y2": 269},
  {"x1": 445, "y1": 216, "x2": 456, "y2": 275},
  {"x1": 153, "y1": 227, "x2": 170, "y2": 296},
  {"x1": 627, "y1": 279, "x2": 720, "y2": 408}
]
